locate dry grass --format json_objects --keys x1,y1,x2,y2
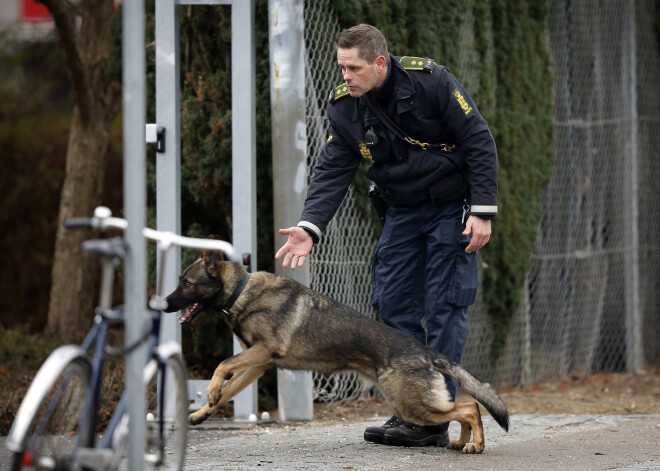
[{"x1": 0, "y1": 327, "x2": 125, "y2": 435}]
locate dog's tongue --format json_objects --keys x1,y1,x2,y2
[{"x1": 178, "y1": 305, "x2": 194, "y2": 323}]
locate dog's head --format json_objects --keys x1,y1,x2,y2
[{"x1": 164, "y1": 245, "x2": 227, "y2": 324}]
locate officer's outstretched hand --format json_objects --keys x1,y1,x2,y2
[
  {"x1": 463, "y1": 215, "x2": 491, "y2": 253},
  {"x1": 276, "y1": 227, "x2": 314, "y2": 270}
]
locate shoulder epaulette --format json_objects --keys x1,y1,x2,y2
[
  {"x1": 399, "y1": 56, "x2": 435, "y2": 73},
  {"x1": 329, "y1": 82, "x2": 351, "y2": 103}
]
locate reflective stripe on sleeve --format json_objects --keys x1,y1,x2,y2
[
  {"x1": 297, "y1": 221, "x2": 322, "y2": 241},
  {"x1": 470, "y1": 205, "x2": 498, "y2": 214}
]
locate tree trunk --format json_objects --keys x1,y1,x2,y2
[
  {"x1": 47, "y1": 109, "x2": 111, "y2": 336},
  {"x1": 44, "y1": 0, "x2": 121, "y2": 337}
]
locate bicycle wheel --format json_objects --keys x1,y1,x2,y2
[
  {"x1": 115, "y1": 348, "x2": 188, "y2": 471},
  {"x1": 144, "y1": 352, "x2": 188, "y2": 470},
  {"x1": 9, "y1": 349, "x2": 92, "y2": 471}
]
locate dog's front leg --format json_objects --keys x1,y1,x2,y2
[
  {"x1": 189, "y1": 364, "x2": 271, "y2": 425},
  {"x1": 207, "y1": 343, "x2": 277, "y2": 407}
]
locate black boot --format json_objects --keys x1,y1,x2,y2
[
  {"x1": 382, "y1": 421, "x2": 450, "y2": 447},
  {"x1": 363, "y1": 416, "x2": 404, "y2": 444}
]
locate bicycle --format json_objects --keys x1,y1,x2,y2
[{"x1": 6, "y1": 206, "x2": 237, "y2": 471}]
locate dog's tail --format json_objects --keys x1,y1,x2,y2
[{"x1": 434, "y1": 357, "x2": 510, "y2": 432}]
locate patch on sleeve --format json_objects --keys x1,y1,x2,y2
[
  {"x1": 357, "y1": 142, "x2": 372, "y2": 159},
  {"x1": 453, "y1": 88, "x2": 473, "y2": 116},
  {"x1": 330, "y1": 82, "x2": 350, "y2": 103},
  {"x1": 399, "y1": 56, "x2": 435, "y2": 73}
]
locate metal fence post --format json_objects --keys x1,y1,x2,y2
[
  {"x1": 155, "y1": 0, "x2": 182, "y2": 419},
  {"x1": 155, "y1": 0, "x2": 259, "y2": 419},
  {"x1": 623, "y1": 1, "x2": 642, "y2": 373},
  {"x1": 268, "y1": 0, "x2": 314, "y2": 422},
  {"x1": 230, "y1": 0, "x2": 259, "y2": 419},
  {"x1": 123, "y1": 0, "x2": 147, "y2": 469}
]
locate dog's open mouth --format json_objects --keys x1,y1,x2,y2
[{"x1": 178, "y1": 303, "x2": 204, "y2": 324}]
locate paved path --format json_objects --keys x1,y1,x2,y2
[
  {"x1": 183, "y1": 414, "x2": 660, "y2": 470},
  {"x1": 2, "y1": 414, "x2": 659, "y2": 470}
]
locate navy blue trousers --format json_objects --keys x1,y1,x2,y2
[{"x1": 371, "y1": 199, "x2": 478, "y2": 427}]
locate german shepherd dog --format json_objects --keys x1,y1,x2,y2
[{"x1": 165, "y1": 249, "x2": 509, "y2": 454}]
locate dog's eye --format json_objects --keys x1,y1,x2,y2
[{"x1": 183, "y1": 280, "x2": 191, "y2": 288}]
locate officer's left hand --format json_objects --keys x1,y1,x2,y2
[{"x1": 463, "y1": 215, "x2": 491, "y2": 253}]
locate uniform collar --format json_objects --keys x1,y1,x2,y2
[
  {"x1": 371, "y1": 59, "x2": 394, "y2": 103},
  {"x1": 390, "y1": 55, "x2": 417, "y2": 114},
  {"x1": 353, "y1": 55, "x2": 416, "y2": 121}
]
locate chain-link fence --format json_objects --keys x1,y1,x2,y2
[
  {"x1": 303, "y1": 0, "x2": 660, "y2": 401},
  {"x1": 509, "y1": 0, "x2": 660, "y2": 383},
  {"x1": 303, "y1": 1, "x2": 380, "y2": 401}
]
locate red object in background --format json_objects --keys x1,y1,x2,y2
[{"x1": 21, "y1": 0, "x2": 52, "y2": 23}]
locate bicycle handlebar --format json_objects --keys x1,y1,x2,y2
[
  {"x1": 65, "y1": 206, "x2": 238, "y2": 263},
  {"x1": 141, "y1": 228, "x2": 237, "y2": 262}
]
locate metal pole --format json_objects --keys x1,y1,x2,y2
[
  {"x1": 155, "y1": 0, "x2": 181, "y2": 418},
  {"x1": 154, "y1": 0, "x2": 259, "y2": 421},
  {"x1": 231, "y1": 0, "x2": 259, "y2": 419},
  {"x1": 268, "y1": 0, "x2": 313, "y2": 422},
  {"x1": 123, "y1": 0, "x2": 147, "y2": 468},
  {"x1": 623, "y1": 1, "x2": 641, "y2": 373}
]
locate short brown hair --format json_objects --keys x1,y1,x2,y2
[{"x1": 335, "y1": 24, "x2": 389, "y2": 64}]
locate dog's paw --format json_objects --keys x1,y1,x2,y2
[
  {"x1": 188, "y1": 411, "x2": 208, "y2": 426},
  {"x1": 461, "y1": 442, "x2": 484, "y2": 454},
  {"x1": 447, "y1": 440, "x2": 466, "y2": 451}
]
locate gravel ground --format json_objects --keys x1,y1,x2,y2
[
  {"x1": 176, "y1": 369, "x2": 660, "y2": 470},
  {"x1": 182, "y1": 414, "x2": 660, "y2": 470},
  {"x1": 2, "y1": 369, "x2": 658, "y2": 470}
]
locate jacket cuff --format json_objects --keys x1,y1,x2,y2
[
  {"x1": 470, "y1": 204, "x2": 498, "y2": 219},
  {"x1": 297, "y1": 221, "x2": 321, "y2": 244}
]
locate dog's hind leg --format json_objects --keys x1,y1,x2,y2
[
  {"x1": 189, "y1": 364, "x2": 270, "y2": 425},
  {"x1": 425, "y1": 402, "x2": 484, "y2": 454}
]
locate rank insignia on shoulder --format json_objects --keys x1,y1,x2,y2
[
  {"x1": 400, "y1": 56, "x2": 435, "y2": 73},
  {"x1": 330, "y1": 82, "x2": 350, "y2": 103}
]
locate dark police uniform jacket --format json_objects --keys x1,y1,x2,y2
[{"x1": 298, "y1": 55, "x2": 498, "y2": 242}]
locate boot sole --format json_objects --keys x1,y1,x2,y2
[
  {"x1": 382, "y1": 434, "x2": 449, "y2": 447},
  {"x1": 363, "y1": 431, "x2": 385, "y2": 444}
]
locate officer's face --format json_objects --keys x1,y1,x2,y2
[{"x1": 337, "y1": 47, "x2": 385, "y2": 97}]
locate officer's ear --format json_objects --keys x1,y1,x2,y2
[{"x1": 375, "y1": 55, "x2": 387, "y2": 73}]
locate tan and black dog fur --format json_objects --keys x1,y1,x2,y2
[{"x1": 165, "y1": 250, "x2": 509, "y2": 453}]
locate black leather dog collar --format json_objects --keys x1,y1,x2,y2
[{"x1": 222, "y1": 271, "x2": 251, "y2": 315}]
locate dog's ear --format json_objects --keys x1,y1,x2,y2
[{"x1": 201, "y1": 235, "x2": 226, "y2": 275}]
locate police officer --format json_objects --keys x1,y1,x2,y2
[{"x1": 276, "y1": 24, "x2": 498, "y2": 447}]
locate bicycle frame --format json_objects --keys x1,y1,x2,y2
[
  {"x1": 7, "y1": 247, "x2": 182, "y2": 469},
  {"x1": 75, "y1": 278, "x2": 181, "y2": 468},
  {"x1": 8, "y1": 206, "x2": 237, "y2": 470}
]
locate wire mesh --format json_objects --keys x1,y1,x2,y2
[
  {"x1": 303, "y1": 1, "x2": 380, "y2": 402},
  {"x1": 302, "y1": 0, "x2": 660, "y2": 402}
]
